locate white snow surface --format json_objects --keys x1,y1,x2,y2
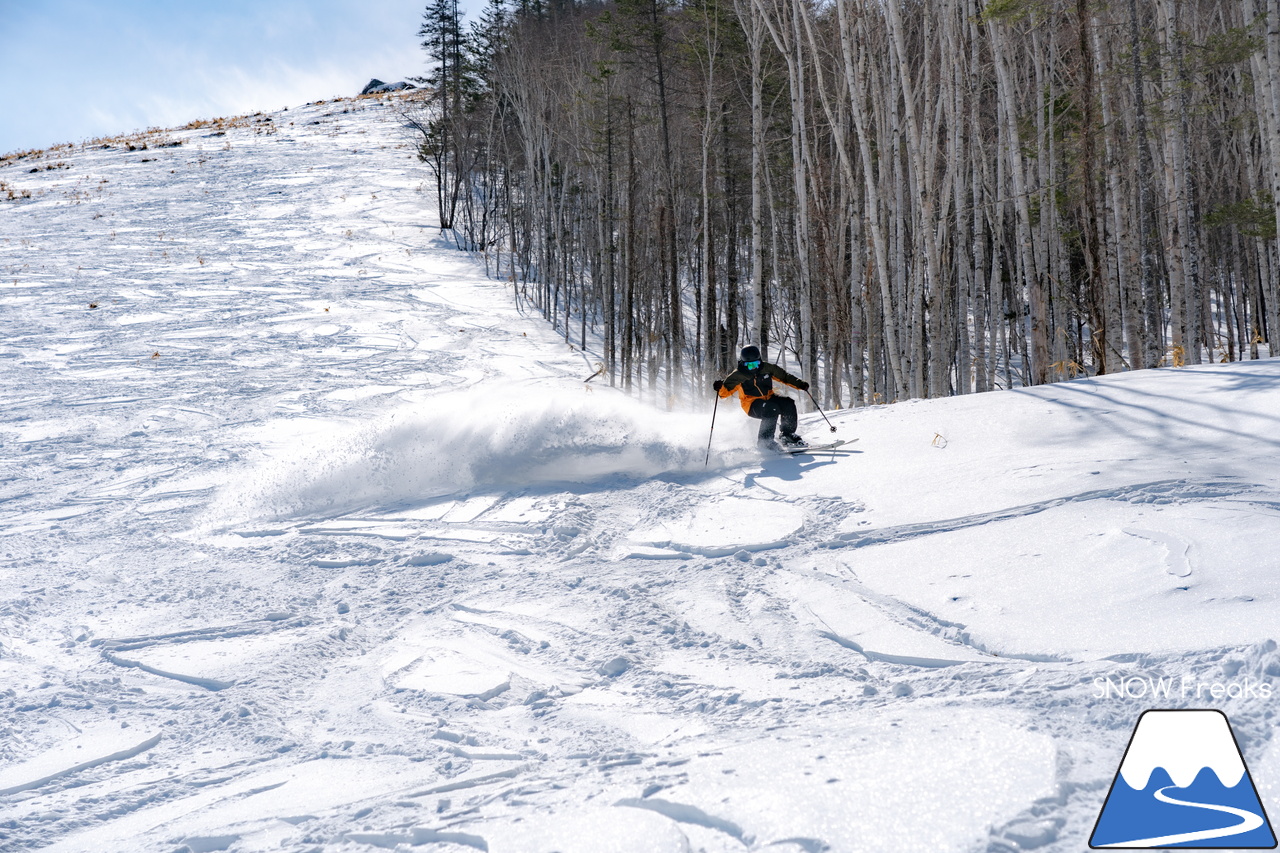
[{"x1": 2, "y1": 96, "x2": 1280, "y2": 852}]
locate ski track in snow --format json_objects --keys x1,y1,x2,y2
[{"x1": 3, "y1": 96, "x2": 1280, "y2": 852}]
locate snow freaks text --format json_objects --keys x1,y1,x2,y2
[{"x1": 1093, "y1": 676, "x2": 1274, "y2": 701}]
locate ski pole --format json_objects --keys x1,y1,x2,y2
[
  {"x1": 805, "y1": 389, "x2": 838, "y2": 433},
  {"x1": 704, "y1": 393, "x2": 720, "y2": 467}
]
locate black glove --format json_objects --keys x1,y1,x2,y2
[
  {"x1": 796, "y1": 380, "x2": 810, "y2": 392},
  {"x1": 713, "y1": 379, "x2": 724, "y2": 392}
]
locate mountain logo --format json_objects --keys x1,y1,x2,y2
[{"x1": 1090, "y1": 709, "x2": 1276, "y2": 848}]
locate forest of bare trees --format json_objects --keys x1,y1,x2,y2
[{"x1": 409, "y1": 0, "x2": 1280, "y2": 409}]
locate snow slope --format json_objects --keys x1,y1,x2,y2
[{"x1": 3, "y1": 96, "x2": 1280, "y2": 853}]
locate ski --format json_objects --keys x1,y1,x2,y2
[{"x1": 786, "y1": 438, "x2": 857, "y2": 455}]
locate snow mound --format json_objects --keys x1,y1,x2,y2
[{"x1": 210, "y1": 381, "x2": 733, "y2": 523}]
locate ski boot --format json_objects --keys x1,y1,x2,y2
[
  {"x1": 779, "y1": 433, "x2": 807, "y2": 450},
  {"x1": 759, "y1": 438, "x2": 784, "y2": 454}
]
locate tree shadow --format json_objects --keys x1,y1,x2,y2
[{"x1": 1013, "y1": 363, "x2": 1280, "y2": 456}]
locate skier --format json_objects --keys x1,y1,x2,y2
[{"x1": 712, "y1": 345, "x2": 811, "y2": 453}]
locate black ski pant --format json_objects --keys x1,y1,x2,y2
[{"x1": 747, "y1": 395, "x2": 798, "y2": 443}]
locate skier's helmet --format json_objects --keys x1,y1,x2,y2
[{"x1": 740, "y1": 345, "x2": 762, "y2": 364}]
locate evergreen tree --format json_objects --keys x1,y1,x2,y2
[{"x1": 415, "y1": 0, "x2": 481, "y2": 231}]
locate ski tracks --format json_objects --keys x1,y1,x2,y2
[{"x1": 7, "y1": 93, "x2": 1280, "y2": 852}]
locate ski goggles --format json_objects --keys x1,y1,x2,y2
[{"x1": 745, "y1": 360, "x2": 761, "y2": 370}]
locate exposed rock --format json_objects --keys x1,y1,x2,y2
[{"x1": 361, "y1": 79, "x2": 416, "y2": 95}]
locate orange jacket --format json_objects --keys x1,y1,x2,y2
[{"x1": 717, "y1": 361, "x2": 807, "y2": 414}]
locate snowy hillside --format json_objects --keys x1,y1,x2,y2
[{"x1": 4, "y1": 97, "x2": 1280, "y2": 853}]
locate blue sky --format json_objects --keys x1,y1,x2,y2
[{"x1": 0, "y1": 0, "x2": 476, "y2": 155}]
